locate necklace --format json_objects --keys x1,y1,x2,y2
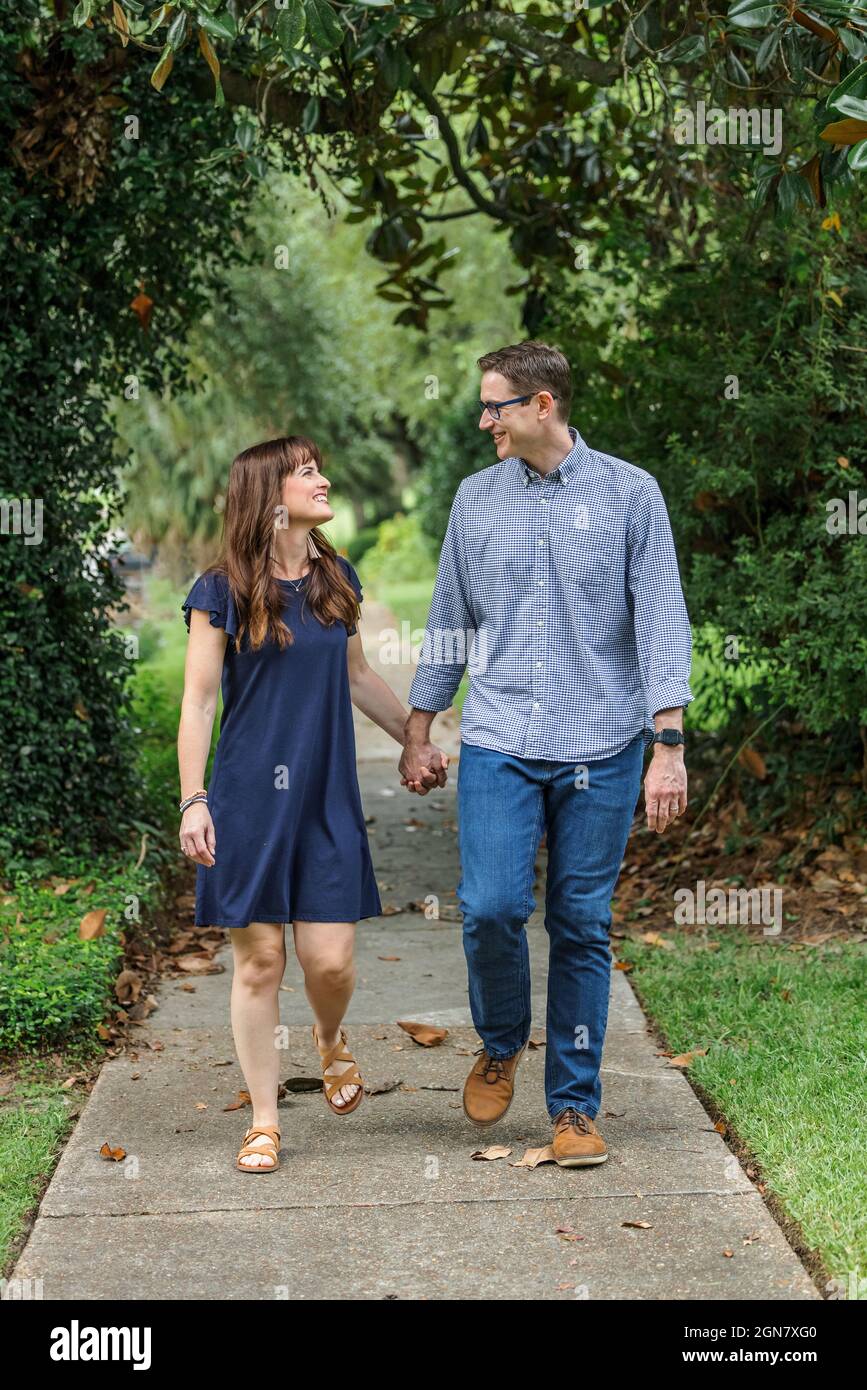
[{"x1": 272, "y1": 559, "x2": 310, "y2": 590}]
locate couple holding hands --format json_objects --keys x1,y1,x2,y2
[{"x1": 177, "y1": 341, "x2": 693, "y2": 1174}]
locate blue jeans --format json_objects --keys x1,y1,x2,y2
[{"x1": 456, "y1": 734, "x2": 645, "y2": 1121}]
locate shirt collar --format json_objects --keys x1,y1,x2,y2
[{"x1": 515, "y1": 425, "x2": 590, "y2": 485}]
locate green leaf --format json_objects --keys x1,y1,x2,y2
[
  {"x1": 235, "y1": 119, "x2": 257, "y2": 152},
  {"x1": 378, "y1": 43, "x2": 412, "y2": 91},
  {"x1": 72, "y1": 0, "x2": 95, "y2": 22},
  {"x1": 848, "y1": 137, "x2": 867, "y2": 170},
  {"x1": 466, "y1": 117, "x2": 489, "y2": 156},
  {"x1": 755, "y1": 28, "x2": 781, "y2": 73},
  {"x1": 302, "y1": 95, "x2": 320, "y2": 132},
  {"x1": 276, "y1": 3, "x2": 306, "y2": 51},
  {"x1": 832, "y1": 93, "x2": 867, "y2": 122},
  {"x1": 166, "y1": 10, "x2": 189, "y2": 49},
  {"x1": 776, "y1": 170, "x2": 805, "y2": 214},
  {"x1": 661, "y1": 34, "x2": 706, "y2": 64},
  {"x1": 304, "y1": 0, "x2": 344, "y2": 51},
  {"x1": 726, "y1": 49, "x2": 751, "y2": 86},
  {"x1": 826, "y1": 60, "x2": 867, "y2": 114},
  {"x1": 839, "y1": 29, "x2": 867, "y2": 61},
  {"x1": 727, "y1": 1, "x2": 777, "y2": 27},
  {"x1": 197, "y1": 10, "x2": 238, "y2": 43}
]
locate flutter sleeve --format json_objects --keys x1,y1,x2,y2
[
  {"x1": 339, "y1": 556, "x2": 363, "y2": 636},
  {"x1": 181, "y1": 569, "x2": 239, "y2": 640}
]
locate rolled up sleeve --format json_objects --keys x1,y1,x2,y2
[
  {"x1": 408, "y1": 485, "x2": 477, "y2": 712},
  {"x1": 627, "y1": 476, "x2": 694, "y2": 718}
]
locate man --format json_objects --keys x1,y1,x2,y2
[{"x1": 399, "y1": 340, "x2": 692, "y2": 1167}]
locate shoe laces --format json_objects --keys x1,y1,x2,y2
[
  {"x1": 473, "y1": 1046, "x2": 508, "y2": 1085},
  {"x1": 557, "y1": 1107, "x2": 591, "y2": 1133}
]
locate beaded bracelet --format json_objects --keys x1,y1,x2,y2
[{"x1": 179, "y1": 790, "x2": 208, "y2": 814}]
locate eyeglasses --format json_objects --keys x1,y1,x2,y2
[{"x1": 478, "y1": 392, "x2": 558, "y2": 421}]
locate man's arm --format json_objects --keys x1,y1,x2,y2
[
  {"x1": 627, "y1": 477, "x2": 693, "y2": 834},
  {"x1": 402, "y1": 486, "x2": 476, "y2": 794}
]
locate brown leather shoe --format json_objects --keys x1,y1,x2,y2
[
  {"x1": 551, "y1": 1108, "x2": 608, "y2": 1167},
  {"x1": 463, "y1": 1042, "x2": 527, "y2": 1127}
]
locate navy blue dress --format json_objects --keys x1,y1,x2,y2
[{"x1": 181, "y1": 556, "x2": 382, "y2": 928}]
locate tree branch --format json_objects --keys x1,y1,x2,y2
[
  {"x1": 409, "y1": 74, "x2": 523, "y2": 225},
  {"x1": 405, "y1": 11, "x2": 620, "y2": 87}
]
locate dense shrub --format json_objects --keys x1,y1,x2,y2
[{"x1": 0, "y1": 15, "x2": 253, "y2": 860}]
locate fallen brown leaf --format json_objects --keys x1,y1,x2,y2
[
  {"x1": 79, "y1": 909, "x2": 107, "y2": 940},
  {"x1": 114, "y1": 969, "x2": 143, "y2": 1004},
  {"x1": 397, "y1": 1020, "x2": 448, "y2": 1047},
  {"x1": 174, "y1": 953, "x2": 223, "y2": 975},
  {"x1": 668, "y1": 1048, "x2": 708, "y2": 1068},
  {"x1": 641, "y1": 931, "x2": 674, "y2": 950},
  {"x1": 511, "y1": 1145, "x2": 556, "y2": 1169}
]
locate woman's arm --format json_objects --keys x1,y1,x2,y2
[
  {"x1": 346, "y1": 630, "x2": 411, "y2": 745},
  {"x1": 177, "y1": 610, "x2": 227, "y2": 866},
  {"x1": 346, "y1": 631, "x2": 449, "y2": 791}
]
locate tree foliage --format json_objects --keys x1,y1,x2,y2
[
  {"x1": 1, "y1": 7, "x2": 256, "y2": 858},
  {"x1": 543, "y1": 194, "x2": 867, "y2": 745},
  {"x1": 67, "y1": 1, "x2": 867, "y2": 326}
]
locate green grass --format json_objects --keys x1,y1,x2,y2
[
  {"x1": 617, "y1": 931, "x2": 867, "y2": 1289},
  {"x1": 0, "y1": 1050, "x2": 101, "y2": 1277},
  {"x1": 0, "y1": 572, "x2": 196, "y2": 1269}
]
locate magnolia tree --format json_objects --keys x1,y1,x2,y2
[{"x1": 62, "y1": 0, "x2": 867, "y2": 325}]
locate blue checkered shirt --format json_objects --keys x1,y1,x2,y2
[{"x1": 407, "y1": 425, "x2": 693, "y2": 762}]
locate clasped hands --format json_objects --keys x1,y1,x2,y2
[{"x1": 398, "y1": 737, "x2": 449, "y2": 795}]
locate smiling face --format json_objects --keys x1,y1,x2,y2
[
  {"x1": 280, "y1": 453, "x2": 334, "y2": 523},
  {"x1": 479, "y1": 369, "x2": 545, "y2": 460}
]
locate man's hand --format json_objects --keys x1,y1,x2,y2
[
  {"x1": 399, "y1": 739, "x2": 449, "y2": 795},
  {"x1": 644, "y1": 746, "x2": 687, "y2": 833}
]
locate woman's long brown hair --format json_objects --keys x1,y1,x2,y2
[{"x1": 207, "y1": 436, "x2": 359, "y2": 652}]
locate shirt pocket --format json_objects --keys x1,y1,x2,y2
[{"x1": 566, "y1": 529, "x2": 614, "y2": 595}]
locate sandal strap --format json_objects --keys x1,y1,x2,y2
[
  {"x1": 313, "y1": 1026, "x2": 354, "y2": 1069},
  {"x1": 238, "y1": 1144, "x2": 277, "y2": 1161},
  {"x1": 313, "y1": 1025, "x2": 362, "y2": 1100},
  {"x1": 244, "y1": 1124, "x2": 280, "y2": 1140},
  {"x1": 322, "y1": 1065, "x2": 362, "y2": 1101}
]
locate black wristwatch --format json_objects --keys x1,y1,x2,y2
[{"x1": 651, "y1": 728, "x2": 685, "y2": 747}]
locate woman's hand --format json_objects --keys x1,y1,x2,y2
[{"x1": 179, "y1": 801, "x2": 216, "y2": 866}]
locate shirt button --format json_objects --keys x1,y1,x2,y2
[
  {"x1": 538, "y1": 538, "x2": 545, "y2": 546},
  {"x1": 537, "y1": 620, "x2": 543, "y2": 626},
  {"x1": 533, "y1": 702, "x2": 540, "y2": 710},
  {"x1": 536, "y1": 661, "x2": 542, "y2": 667}
]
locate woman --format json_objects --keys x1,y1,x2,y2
[{"x1": 177, "y1": 436, "x2": 446, "y2": 1172}]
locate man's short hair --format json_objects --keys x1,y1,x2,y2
[{"x1": 477, "y1": 341, "x2": 572, "y2": 421}]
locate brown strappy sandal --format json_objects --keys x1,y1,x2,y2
[
  {"x1": 312, "y1": 1024, "x2": 364, "y2": 1116},
  {"x1": 235, "y1": 1123, "x2": 281, "y2": 1173}
]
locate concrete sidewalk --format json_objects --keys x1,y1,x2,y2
[{"x1": 12, "y1": 598, "x2": 819, "y2": 1300}]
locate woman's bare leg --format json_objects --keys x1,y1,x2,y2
[
  {"x1": 292, "y1": 921, "x2": 359, "y2": 1107},
  {"x1": 230, "y1": 921, "x2": 286, "y2": 1167}
]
